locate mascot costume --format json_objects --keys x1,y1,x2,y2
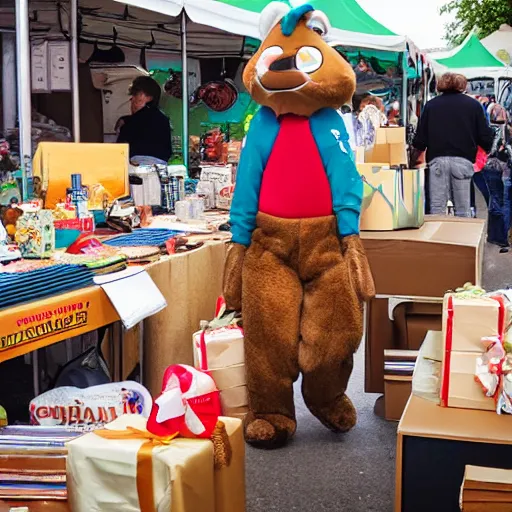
[{"x1": 223, "y1": 2, "x2": 376, "y2": 449}]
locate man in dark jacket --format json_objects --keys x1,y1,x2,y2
[
  {"x1": 117, "y1": 76, "x2": 172, "y2": 165},
  {"x1": 413, "y1": 73, "x2": 494, "y2": 217}
]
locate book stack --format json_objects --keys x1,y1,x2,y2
[
  {"x1": 460, "y1": 465, "x2": 512, "y2": 511},
  {"x1": 384, "y1": 349, "x2": 418, "y2": 421},
  {"x1": 0, "y1": 426, "x2": 83, "y2": 503}
]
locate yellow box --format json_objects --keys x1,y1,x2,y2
[{"x1": 32, "y1": 142, "x2": 130, "y2": 209}]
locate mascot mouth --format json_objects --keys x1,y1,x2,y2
[
  {"x1": 258, "y1": 71, "x2": 310, "y2": 92},
  {"x1": 255, "y1": 45, "x2": 322, "y2": 93}
]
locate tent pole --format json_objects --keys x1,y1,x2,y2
[
  {"x1": 71, "y1": 0, "x2": 80, "y2": 142},
  {"x1": 181, "y1": 10, "x2": 189, "y2": 169},
  {"x1": 15, "y1": 0, "x2": 32, "y2": 200},
  {"x1": 2, "y1": 34, "x2": 16, "y2": 133},
  {"x1": 402, "y1": 52, "x2": 408, "y2": 130}
]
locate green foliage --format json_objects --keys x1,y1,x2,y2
[{"x1": 441, "y1": 0, "x2": 512, "y2": 46}]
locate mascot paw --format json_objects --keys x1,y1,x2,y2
[
  {"x1": 244, "y1": 414, "x2": 296, "y2": 449},
  {"x1": 223, "y1": 243, "x2": 246, "y2": 311},
  {"x1": 310, "y1": 394, "x2": 357, "y2": 434}
]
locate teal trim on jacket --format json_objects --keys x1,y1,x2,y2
[{"x1": 229, "y1": 107, "x2": 363, "y2": 247}]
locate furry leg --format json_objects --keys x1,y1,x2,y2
[
  {"x1": 242, "y1": 238, "x2": 302, "y2": 449},
  {"x1": 297, "y1": 223, "x2": 363, "y2": 433}
]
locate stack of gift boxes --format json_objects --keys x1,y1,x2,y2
[
  {"x1": 193, "y1": 323, "x2": 249, "y2": 420},
  {"x1": 440, "y1": 286, "x2": 512, "y2": 414}
]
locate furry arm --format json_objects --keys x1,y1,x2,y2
[
  {"x1": 229, "y1": 107, "x2": 280, "y2": 247},
  {"x1": 310, "y1": 108, "x2": 362, "y2": 236},
  {"x1": 341, "y1": 235, "x2": 376, "y2": 302},
  {"x1": 223, "y1": 243, "x2": 246, "y2": 311}
]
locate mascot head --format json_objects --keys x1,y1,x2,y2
[{"x1": 243, "y1": 2, "x2": 356, "y2": 118}]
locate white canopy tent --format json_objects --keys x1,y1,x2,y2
[
  {"x1": 10, "y1": 0, "x2": 411, "y2": 196},
  {"x1": 481, "y1": 24, "x2": 512, "y2": 65}
]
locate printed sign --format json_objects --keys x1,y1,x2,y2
[{"x1": 0, "y1": 300, "x2": 90, "y2": 351}]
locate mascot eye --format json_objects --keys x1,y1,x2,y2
[
  {"x1": 296, "y1": 46, "x2": 323, "y2": 74},
  {"x1": 306, "y1": 11, "x2": 330, "y2": 37}
]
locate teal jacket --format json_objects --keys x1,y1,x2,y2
[{"x1": 230, "y1": 107, "x2": 363, "y2": 247}]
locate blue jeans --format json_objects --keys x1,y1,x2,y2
[{"x1": 482, "y1": 160, "x2": 511, "y2": 247}]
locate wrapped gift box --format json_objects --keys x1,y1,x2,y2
[
  {"x1": 442, "y1": 293, "x2": 501, "y2": 353},
  {"x1": 358, "y1": 164, "x2": 424, "y2": 231},
  {"x1": 209, "y1": 364, "x2": 246, "y2": 390},
  {"x1": 220, "y1": 386, "x2": 249, "y2": 411},
  {"x1": 193, "y1": 328, "x2": 244, "y2": 371},
  {"x1": 441, "y1": 351, "x2": 496, "y2": 411},
  {"x1": 15, "y1": 210, "x2": 55, "y2": 258},
  {"x1": 441, "y1": 292, "x2": 505, "y2": 410},
  {"x1": 67, "y1": 414, "x2": 245, "y2": 512}
]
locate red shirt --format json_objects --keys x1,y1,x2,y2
[{"x1": 259, "y1": 115, "x2": 333, "y2": 218}]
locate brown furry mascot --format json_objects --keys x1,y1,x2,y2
[{"x1": 224, "y1": 2, "x2": 375, "y2": 449}]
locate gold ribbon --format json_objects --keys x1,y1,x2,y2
[
  {"x1": 94, "y1": 427, "x2": 178, "y2": 512},
  {"x1": 94, "y1": 421, "x2": 232, "y2": 512}
]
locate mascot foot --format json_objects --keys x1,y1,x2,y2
[
  {"x1": 309, "y1": 394, "x2": 357, "y2": 434},
  {"x1": 244, "y1": 414, "x2": 296, "y2": 449}
]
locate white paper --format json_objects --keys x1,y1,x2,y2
[{"x1": 95, "y1": 268, "x2": 167, "y2": 329}]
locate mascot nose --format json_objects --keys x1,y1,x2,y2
[{"x1": 269, "y1": 55, "x2": 297, "y2": 72}]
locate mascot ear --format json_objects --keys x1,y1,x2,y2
[{"x1": 259, "y1": 1, "x2": 290, "y2": 40}]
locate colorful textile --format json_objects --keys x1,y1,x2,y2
[{"x1": 104, "y1": 229, "x2": 180, "y2": 247}]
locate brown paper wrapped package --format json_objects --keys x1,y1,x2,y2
[
  {"x1": 442, "y1": 294, "x2": 501, "y2": 353},
  {"x1": 210, "y1": 364, "x2": 246, "y2": 390},
  {"x1": 220, "y1": 386, "x2": 249, "y2": 410},
  {"x1": 444, "y1": 351, "x2": 495, "y2": 411},
  {"x1": 193, "y1": 330, "x2": 244, "y2": 370},
  {"x1": 67, "y1": 415, "x2": 245, "y2": 512}
]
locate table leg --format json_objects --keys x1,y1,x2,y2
[
  {"x1": 32, "y1": 350, "x2": 39, "y2": 397},
  {"x1": 139, "y1": 321, "x2": 144, "y2": 384}
]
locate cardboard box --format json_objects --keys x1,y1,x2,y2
[
  {"x1": 358, "y1": 164, "x2": 424, "y2": 231},
  {"x1": 220, "y1": 385, "x2": 249, "y2": 410},
  {"x1": 209, "y1": 364, "x2": 246, "y2": 391},
  {"x1": 384, "y1": 375, "x2": 412, "y2": 421},
  {"x1": 411, "y1": 330, "x2": 443, "y2": 404},
  {"x1": 32, "y1": 143, "x2": 129, "y2": 209},
  {"x1": 395, "y1": 395, "x2": 512, "y2": 512},
  {"x1": 442, "y1": 294, "x2": 501, "y2": 354},
  {"x1": 365, "y1": 127, "x2": 408, "y2": 166},
  {"x1": 460, "y1": 466, "x2": 512, "y2": 510},
  {"x1": 363, "y1": 217, "x2": 485, "y2": 394}
]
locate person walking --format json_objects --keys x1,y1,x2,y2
[
  {"x1": 413, "y1": 73, "x2": 494, "y2": 217},
  {"x1": 482, "y1": 103, "x2": 512, "y2": 252}
]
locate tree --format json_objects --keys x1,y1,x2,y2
[{"x1": 440, "y1": 0, "x2": 512, "y2": 46}]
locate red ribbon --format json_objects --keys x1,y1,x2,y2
[{"x1": 441, "y1": 294, "x2": 506, "y2": 407}]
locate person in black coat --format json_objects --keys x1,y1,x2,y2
[
  {"x1": 117, "y1": 76, "x2": 172, "y2": 165},
  {"x1": 413, "y1": 73, "x2": 494, "y2": 217}
]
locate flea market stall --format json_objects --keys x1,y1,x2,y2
[{"x1": 430, "y1": 30, "x2": 512, "y2": 115}]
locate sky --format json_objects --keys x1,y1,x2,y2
[{"x1": 356, "y1": 0, "x2": 455, "y2": 50}]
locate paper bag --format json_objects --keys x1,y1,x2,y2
[{"x1": 358, "y1": 164, "x2": 424, "y2": 231}]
